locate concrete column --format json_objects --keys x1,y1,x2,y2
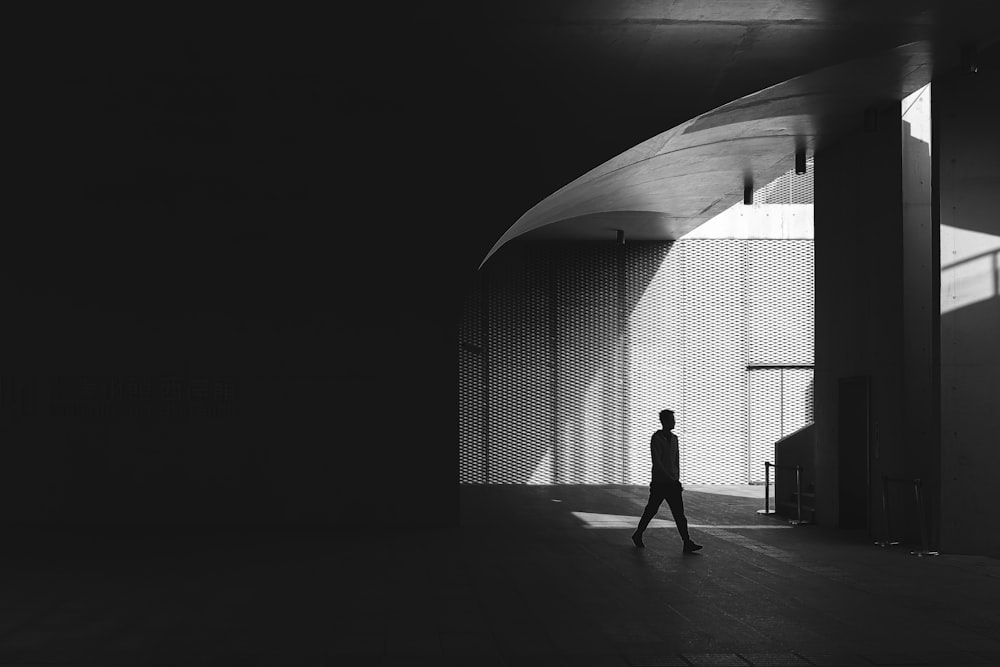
[
  {"x1": 815, "y1": 103, "x2": 904, "y2": 531},
  {"x1": 937, "y1": 66, "x2": 1000, "y2": 557}
]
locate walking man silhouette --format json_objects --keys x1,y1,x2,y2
[{"x1": 632, "y1": 409, "x2": 703, "y2": 553}]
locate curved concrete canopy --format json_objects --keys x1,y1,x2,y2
[{"x1": 482, "y1": 40, "x2": 945, "y2": 265}]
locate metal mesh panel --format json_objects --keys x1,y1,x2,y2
[
  {"x1": 748, "y1": 369, "x2": 782, "y2": 483},
  {"x1": 747, "y1": 240, "x2": 814, "y2": 366},
  {"x1": 624, "y1": 243, "x2": 683, "y2": 484},
  {"x1": 755, "y1": 157, "x2": 814, "y2": 205},
  {"x1": 458, "y1": 281, "x2": 485, "y2": 484},
  {"x1": 553, "y1": 244, "x2": 622, "y2": 483},
  {"x1": 781, "y1": 369, "x2": 815, "y2": 436},
  {"x1": 678, "y1": 241, "x2": 748, "y2": 483},
  {"x1": 747, "y1": 368, "x2": 815, "y2": 483},
  {"x1": 487, "y1": 251, "x2": 553, "y2": 484},
  {"x1": 459, "y1": 239, "x2": 814, "y2": 485}
]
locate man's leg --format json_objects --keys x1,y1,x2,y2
[
  {"x1": 632, "y1": 486, "x2": 666, "y2": 547},
  {"x1": 664, "y1": 482, "x2": 702, "y2": 552}
]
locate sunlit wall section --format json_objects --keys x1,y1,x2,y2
[
  {"x1": 745, "y1": 239, "x2": 815, "y2": 482},
  {"x1": 679, "y1": 240, "x2": 749, "y2": 483},
  {"x1": 747, "y1": 368, "x2": 815, "y2": 482},
  {"x1": 625, "y1": 243, "x2": 684, "y2": 484},
  {"x1": 747, "y1": 241, "x2": 815, "y2": 366},
  {"x1": 553, "y1": 245, "x2": 622, "y2": 483},
  {"x1": 781, "y1": 371, "x2": 814, "y2": 431},
  {"x1": 941, "y1": 226, "x2": 1000, "y2": 314},
  {"x1": 459, "y1": 216, "x2": 815, "y2": 484},
  {"x1": 748, "y1": 368, "x2": 783, "y2": 482}
]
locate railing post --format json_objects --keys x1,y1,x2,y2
[
  {"x1": 796, "y1": 466, "x2": 802, "y2": 522},
  {"x1": 789, "y1": 465, "x2": 807, "y2": 525},
  {"x1": 758, "y1": 461, "x2": 809, "y2": 524},
  {"x1": 765, "y1": 462, "x2": 770, "y2": 513},
  {"x1": 757, "y1": 462, "x2": 774, "y2": 515}
]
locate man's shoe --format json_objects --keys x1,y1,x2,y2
[
  {"x1": 631, "y1": 532, "x2": 645, "y2": 548},
  {"x1": 683, "y1": 540, "x2": 703, "y2": 553}
]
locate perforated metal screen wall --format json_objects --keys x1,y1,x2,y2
[
  {"x1": 756, "y1": 157, "x2": 815, "y2": 205},
  {"x1": 459, "y1": 240, "x2": 814, "y2": 485},
  {"x1": 458, "y1": 280, "x2": 485, "y2": 484}
]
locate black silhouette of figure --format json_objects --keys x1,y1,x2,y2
[{"x1": 632, "y1": 409, "x2": 703, "y2": 553}]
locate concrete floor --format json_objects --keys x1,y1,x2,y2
[{"x1": 0, "y1": 485, "x2": 998, "y2": 665}]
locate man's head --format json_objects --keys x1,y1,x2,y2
[{"x1": 659, "y1": 409, "x2": 675, "y2": 430}]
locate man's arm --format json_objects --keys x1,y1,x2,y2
[
  {"x1": 650, "y1": 433, "x2": 672, "y2": 479},
  {"x1": 668, "y1": 433, "x2": 681, "y2": 482}
]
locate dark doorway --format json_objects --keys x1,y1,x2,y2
[{"x1": 838, "y1": 376, "x2": 870, "y2": 529}]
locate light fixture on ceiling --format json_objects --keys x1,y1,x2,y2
[{"x1": 795, "y1": 149, "x2": 807, "y2": 175}]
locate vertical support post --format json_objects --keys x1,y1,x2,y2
[
  {"x1": 792, "y1": 465, "x2": 804, "y2": 525},
  {"x1": 765, "y1": 462, "x2": 770, "y2": 513},
  {"x1": 757, "y1": 462, "x2": 774, "y2": 515}
]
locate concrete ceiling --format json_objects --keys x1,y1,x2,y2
[
  {"x1": 487, "y1": 41, "x2": 935, "y2": 255},
  {"x1": 468, "y1": 1, "x2": 1000, "y2": 262},
  {"x1": 7, "y1": 2, "x2": 1000, "y2": 297}
]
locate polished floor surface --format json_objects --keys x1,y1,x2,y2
[{"x1": 1, "y1": 484, "x2": 998, "y2": 665}]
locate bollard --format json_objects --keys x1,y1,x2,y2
[{"x1": 757, "y1": 462, "x2": 775, "y2": 515}]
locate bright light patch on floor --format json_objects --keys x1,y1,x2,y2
[
  {"x1": 572, "y1": 511, "x2": 673, "y2": 529},
  {"x1": 571, "y1": 511, "x2": 791, "y2": 530},
  {"x1": 684, "y1": 484, "x2": 767, "y2": 499}
]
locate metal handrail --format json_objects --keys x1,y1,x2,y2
[
  {"x1": 758, "y1": 461, "x2": 809, "y2": 525},
  {"x1": 876, "y1": 475, "x2": 938, "y2": 556}
]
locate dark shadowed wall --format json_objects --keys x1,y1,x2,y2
[
  {"x1": 3, "y1": 13, "x2": 484, "y2": 530},
  {"x1": 816, "y1": 68, "x2": 998, "y2": 556}
]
